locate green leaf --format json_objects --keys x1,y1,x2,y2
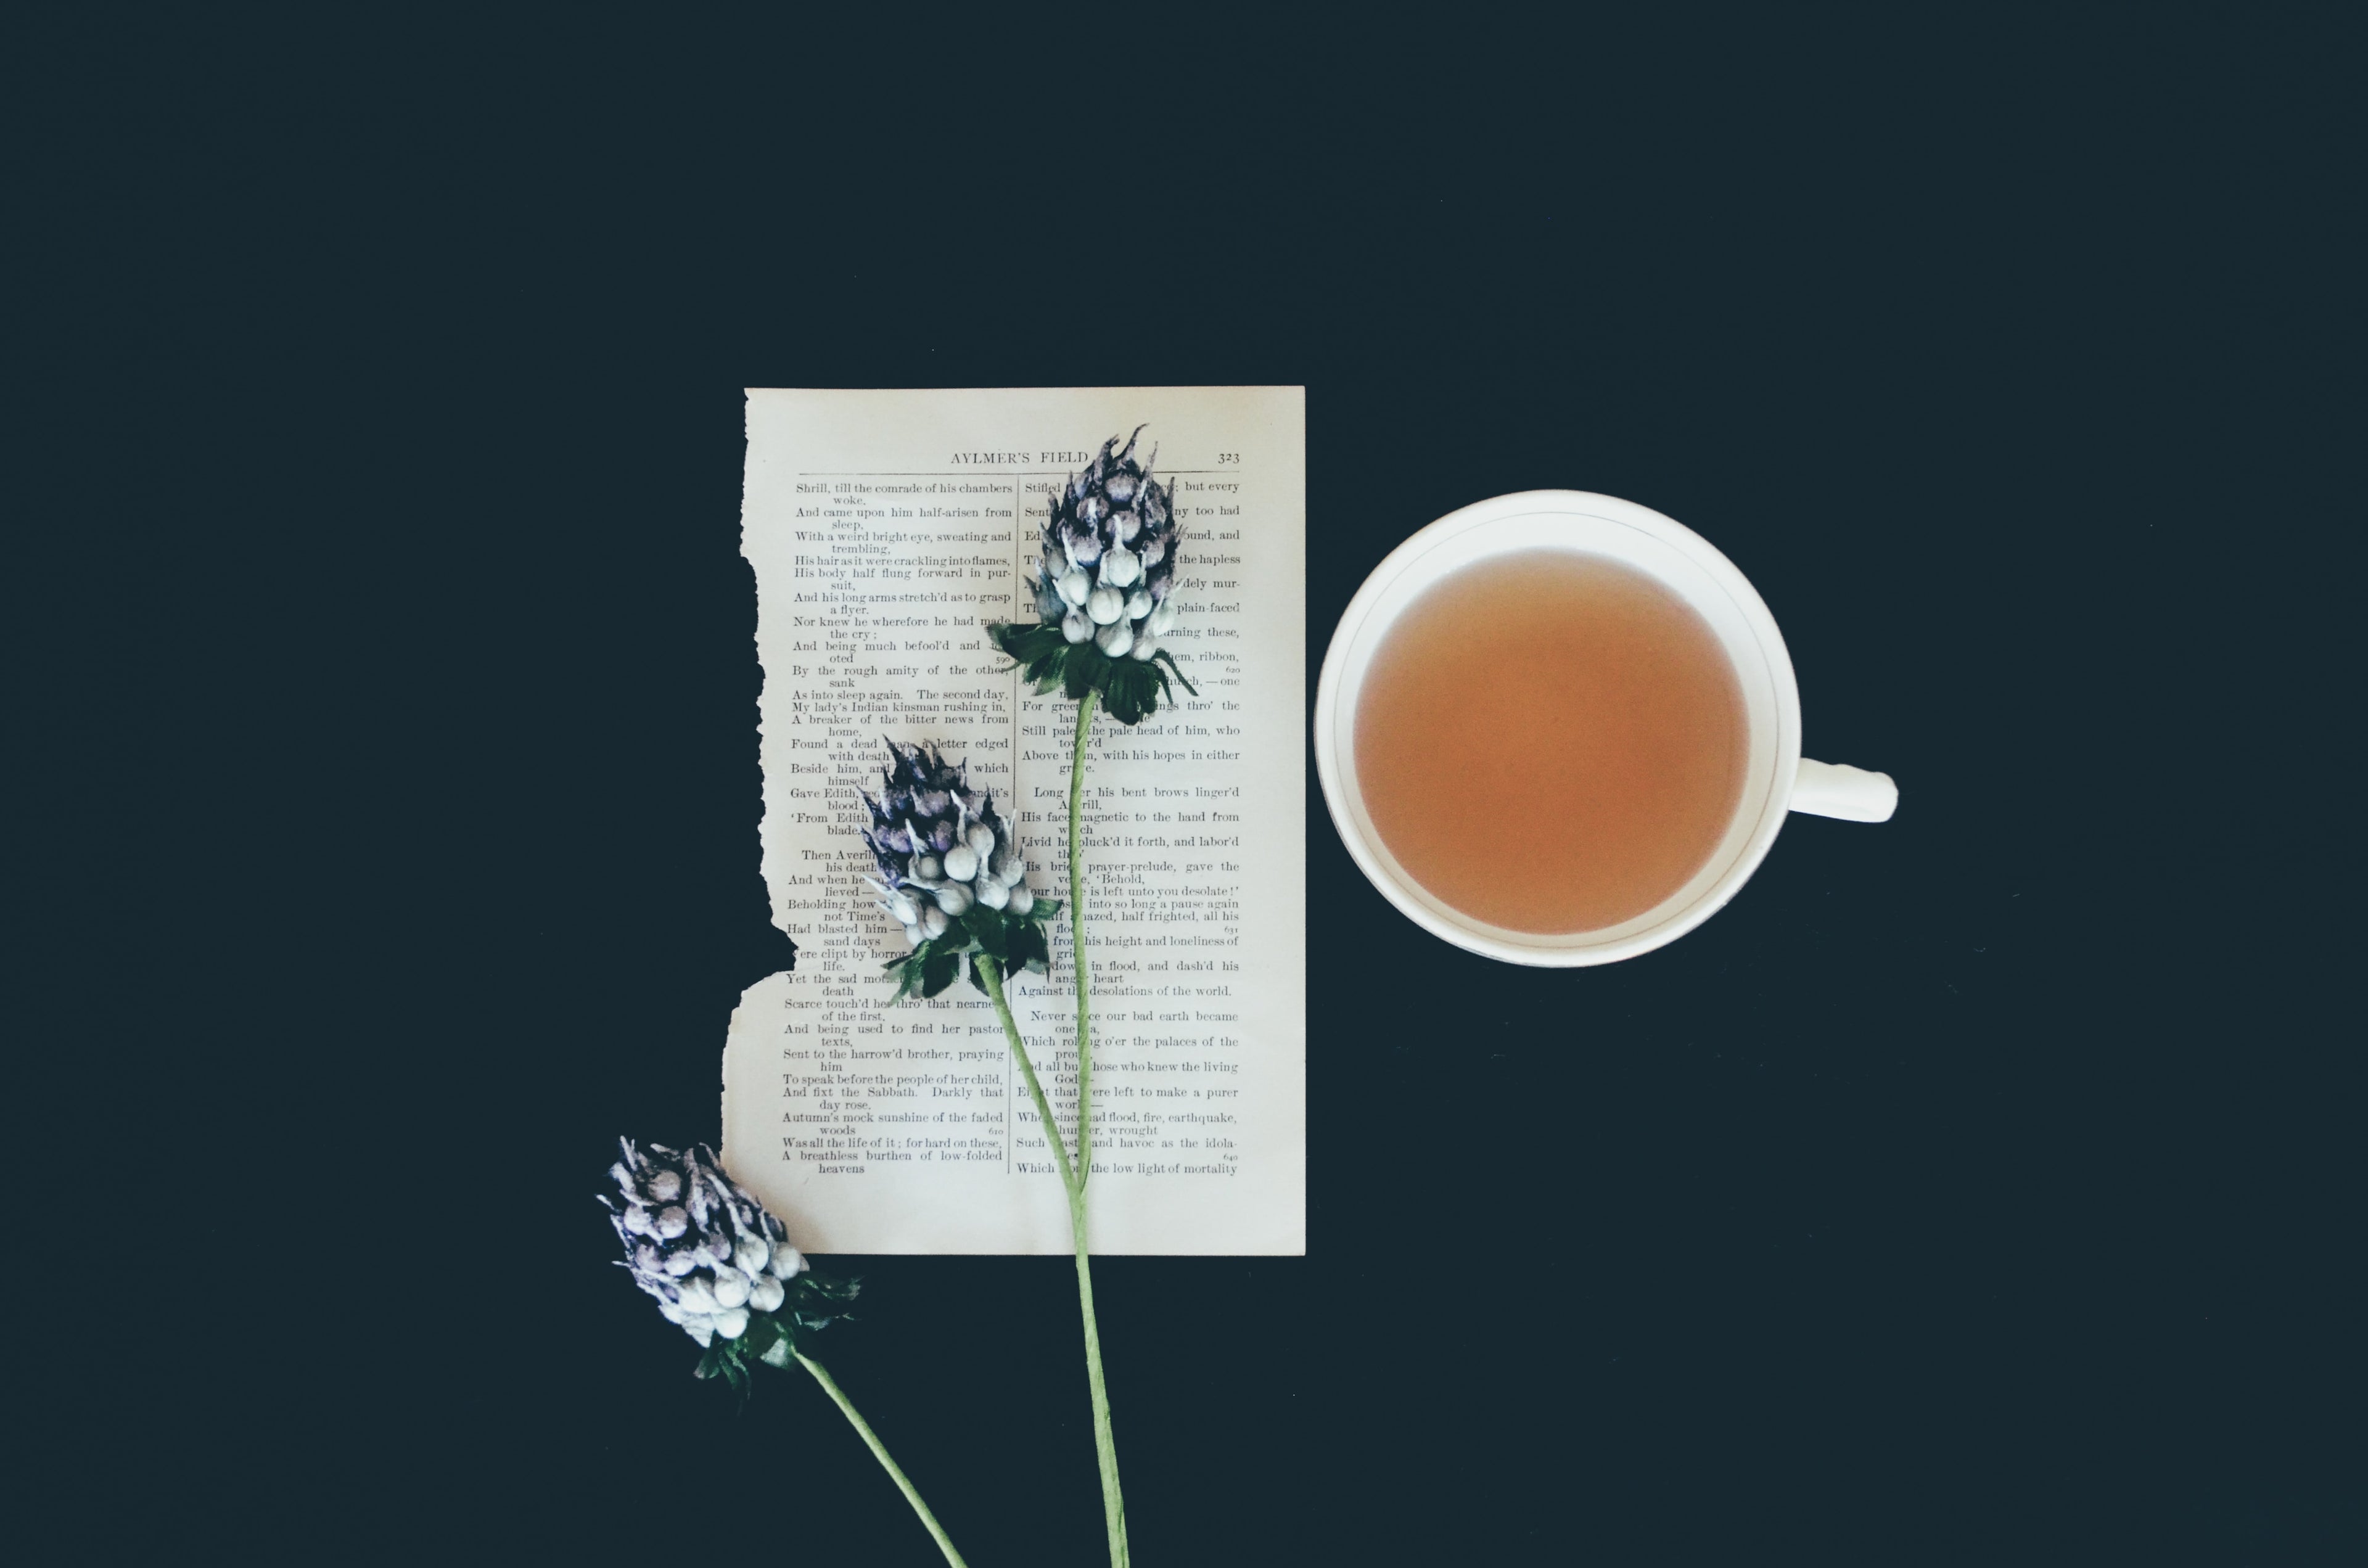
[
  {"x1": 993, "y1": 620, "x2": 1077, "y2": 690},
  {"x1": 919, "y1": 945, "x2": 958, "y2": 998},
  {"x1": 1122, "y1": 660, "x2": 1169, "y2": 724},
  {"x1": 965, "y1": 904, "x2": 1009, "y2": 961},
  {"x1": 757, "y1": 1330, "x2": 798, "y2": 1370},
  {"x1": 1152, "y1": 647, "x2": 1198, "y2": 696},
  {"x1": 1063, "y1": 644, "x2": 1108, "y2": 701},
  {"x1": 1008, "y1": 918, "x2": 1050, "y2": 975},
  {"x1": 795, "y1": 1271, "x2": 863, "y2": 1316},
  {"x1": 1030, "y1": 896, "x2": 1064, "y2": 922},
  {"x1": 988, "y1": 621, "x2": 1063, "y2": 668}
]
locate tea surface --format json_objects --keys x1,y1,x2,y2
[{"x1": 1354, "y1": 549, "x2": 1747, "y2": 934}]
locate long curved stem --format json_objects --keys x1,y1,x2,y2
[
  {"x1": 796, "y1": 1353, "x2": 969, "y2": 1568},
  {"x1": 1070, "y1": 688, "x2": 1097, "y2": 1179},
  {"x1": 979, "y1": 963, "x2": 1074, "y2": 1189},
  {"x1": 1067, "y1": 690, "x2": 1128, "y2": 1567},
  {"x1": 980, "y1": 955, "x2": 1125, "y2": 1566},
  {"x1": 1068, "y1": 1180, "x2": 1127, "y2": 1567}
]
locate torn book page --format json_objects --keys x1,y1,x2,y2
[{"x1": 724, "y1": 387, "x2": 1306, "y2": 1255}]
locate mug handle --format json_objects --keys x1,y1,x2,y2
[{"x1": 1792, "y1": 758, "x2": 1898, "y2": 823}]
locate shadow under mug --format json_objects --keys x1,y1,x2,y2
[{"x1": 1314, "y1": 490, "x2": 1897, "y2": 967}]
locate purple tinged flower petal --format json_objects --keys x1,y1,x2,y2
[{"x1": 602, "y1": 1142, "x2": 837, "y2": 1351}]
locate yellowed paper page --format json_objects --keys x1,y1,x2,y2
[{"x1": 723, "y1": 387, "x2": 1306, "y2": 1254}]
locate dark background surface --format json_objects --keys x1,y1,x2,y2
[{"x1": 15, "y1": 10, "x2": 2361, "y2": 1564}]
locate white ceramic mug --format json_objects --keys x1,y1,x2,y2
[{"x1": 1313, "y1": 490, "x2": 1898, "y2": 967}]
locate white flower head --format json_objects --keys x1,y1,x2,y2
[{"x1": 601, "y1": 1140, "x2": 814, "y2": 1350}]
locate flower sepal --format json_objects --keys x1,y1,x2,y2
[
  {"x1": 881, "y1": 896, "x2": 1066, "y2": 1002},
  {"x1": 989, "y1": 620, "x2": 1196, "y2": 726},
  {"x1": 691, "y1": 1271, "x2": 863, "y2": 1398}
]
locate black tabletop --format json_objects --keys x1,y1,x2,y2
[{"x1": 18, "y1": 15, "x2": 2359, "y2": 1564}]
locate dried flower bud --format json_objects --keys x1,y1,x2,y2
[
  {"x1": 858, "y1": 740, "x2": 1030, "y2": 948},
  {"x1": 989, "y1": 425, "x2": 1198, "y2": 724},
  {"x1": 602, "y1": 1140, "x2": 819, "y2": 1352}
]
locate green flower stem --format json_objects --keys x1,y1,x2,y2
[
  {"x1": 978, "y1": 940, "x2": 1130, "y2": 1568},
  {"x1": 968, "y1": 691, "x2": 1132, "y2": 1566},
  {"x1": 796, "y1": 1352, "x2": 969, "y2": 1568},
  {"x1": 1067, "y1": 688, "x2": 1128, "y2": 1568},
  {"x1": 979, "y1": 963, "x2": 1075, "y2": 1191},
  {"x1": 1071, "y1": 688, "x2": 1098, "y2": 1178},
  {"x1": 1067, "y1": 1175, "x2": 1127, "y2": 1568}
]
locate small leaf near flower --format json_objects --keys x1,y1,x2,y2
[
  {"x1": 1008, "y1": 917, "x2": 1051, "y2": 977},
  {"x1": 988, "y1": 618, "x2": 1196, "y2": 726},
  {"x1": 1062, "y1": 642, "x2": 1107, "y2": 702},
  {"x1": 675, "y1": 1263, "x2": 861, "y2": 1399},
  {"x1": 967, "y1": 904, "x2": 1010, "y2": 962},
  {"x1": 881, "y1": 897, "x2": 1066, "y2": 1003}
]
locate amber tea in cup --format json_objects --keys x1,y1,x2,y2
[
  {"x1": 1318, "y1": 491, "x2": 1896, "y2": 966},
  {"x1": 1352, "y1": 549, "x2": 1748, "y2": 935}
]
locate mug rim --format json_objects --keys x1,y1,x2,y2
[{"x1": 1312, "y1": 489, "x2": 1804, "y2": 966}]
